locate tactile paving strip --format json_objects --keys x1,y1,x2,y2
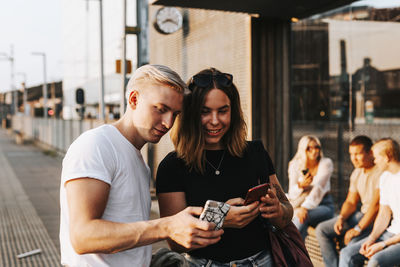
[{"x1": 0, "y1": 151, "x2": 60, "y2": 266}]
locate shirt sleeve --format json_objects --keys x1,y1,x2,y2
[
  {"x1": 379, "y1": 172, "x2": 390, "y2": 205},
  {"x1": 252, "y1": 140, "x2": 276, "y2": 176},
  {"x1": 348, "y1": 169, "x2": 358, "y2": 193},
  {"x1": 287, "y1": 160, "x2": 304, "y2": 200},
  {"x1": 156, "y1": 152, "x2": 186, "y2": 194},
  {"x1": 301, "y1": 157, "x2": 333, "y2": 210},
  {"x1": 61, "y1": 131, "x2": 116, "y2": 187}
]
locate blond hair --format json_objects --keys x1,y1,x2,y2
[
  {"x1": 125, "y1": 64, "x2": 187, "y2": 101},
  {"x1": 289, "y1": 135, "x2": 324, "y2": 171},
  {"x1": 372, "y1": 138, "x2": 400, "y2": 162}
]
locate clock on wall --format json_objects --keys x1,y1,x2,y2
[{"x1": 154, "y1": 7, "x2": 183, "y2": 34}]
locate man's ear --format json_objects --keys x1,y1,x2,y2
[{"x1": 128, "y1": 90, "x2": 139, "y2": 109}]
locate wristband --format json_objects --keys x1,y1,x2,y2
[{"x1": 354, "y1": 224, "x2": 362, "y2": 233}]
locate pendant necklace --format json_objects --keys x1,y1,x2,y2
[{"x1": 206, "y1": 150, "x2": 226, "y2": 175}]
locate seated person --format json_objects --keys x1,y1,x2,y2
[
  {"x1": 288, "y1": 135, "x2": 334, "y2": 239},
  {"x1": 156, "y1": 68, "x2": 293, "y2": 267},
  {"x1": 315, "y1": 135, "x2": 382, "y2": 267},
  {"x1": 339, "y1": 138, "x2": 400, "y2": 267}
]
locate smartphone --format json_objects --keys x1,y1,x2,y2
[
  {"x1": 302, "y1": 169, "x2": 309, "y2": 175},
  {"x1": 244, "y1": 183, "x2": 270, "y2": 205},
  {"x1": 199, "y1": 200, "x2": 231, "y2": 230}
]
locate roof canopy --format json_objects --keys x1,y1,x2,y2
[{"x1": 153, "y1": 0, "x2": 357, "y2": 19}]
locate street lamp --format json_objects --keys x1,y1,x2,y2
[
  {"x1": 85, "y1": 0, "x2": 105, "y2": 121},
  {"x1": 16, "y1": 72, "x2": 28, "y2": 115},
  {"x1": 0, "y1": 45, "x2": 17, "y2": 115},
  {"x1": 31, "y1": 52, "x2": 48, "y2": 119}
]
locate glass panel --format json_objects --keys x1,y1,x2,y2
[{"x1": 290, "y1": 0, "x2": 400, "y2": 208}]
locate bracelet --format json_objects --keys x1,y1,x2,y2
[
  {"x1": 354, "y1": 224, "x2": 362, "y2": 233},
  {"x1": 382, "y1": 240, "x2": 388, "y2": 248}
]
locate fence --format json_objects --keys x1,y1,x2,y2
[{"x1": 11, "y1": 114, "x2": 104, "y2": 154}]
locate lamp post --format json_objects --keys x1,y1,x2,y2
[
  {"x1": 31, "y1": 52, "x2": 48, "y2": 119},
  {"x1": 85, "y1": 0, "x2": 105, "y2": 122},
  {"x1": 0, "y1": 45, "x2": 16, "y2": 115},
  {"x1": 16, "y1": 72, "x2": 28, "y2": 115}
]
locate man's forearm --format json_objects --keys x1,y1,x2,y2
[
  {"x1": 358, "y1": 206, "x2": 379, "y2": 230},
  {"x1": 339, "y1": 202, "x2": 357, "y2": 220},
  {"x1": 70, "y1": 217, "x2": 169, "y2": 254},
  {"x1": 368, "y1": 206, "x2": 391, "y2": 241}
]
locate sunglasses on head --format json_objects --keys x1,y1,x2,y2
[{"x1": 188, "y1": 73, "x2": 233, "y2": 91}]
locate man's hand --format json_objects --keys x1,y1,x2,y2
[
  {"x1": 334, "y1": 217, "x2": 344, "y2": 235},
  {"x1": 363, "y1": 242, "x2": 386, "y2": 259},
  {"x1": 344, "y1": 228, "x2": 361, "y2": 245},
  {"x1": 359, "y1": 238, "x2": 375, "y2": 255},
  {"x1": 166, "y1": 207, "x2": 224, "y2": 250},
  {"x1": 223, "y1": 198, "x2": 260, "y2": 228}
]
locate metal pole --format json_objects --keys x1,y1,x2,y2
[
  {"x1": 99, "y1": 0, "x2": 105, "y2": 122},
  {"x1": 16, "y1": 72, "x2": 27, "y2": 115},
  {"x1": 120, "y1": 0, "x2": 127, "y2": 114},
  {"x1": 43, "y1": 54, "x2": 48, "y2": 119},
  {"x1": 10, "y1": 45, "x2": 17, "y2": 115},
  {"x1": 31, "y1": 52, "x2": 48, "y2": 119}
]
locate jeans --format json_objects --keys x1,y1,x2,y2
[
  {"x1": 292, "y1": 194, "x2": 335, "y2": 240},
  {"x1": 339, "y1": 230, "x2": 400, "y2": 267},
  {"x1": 184, "y1": 249, "x2": 273, "y2": 267},
  {"x1": 315, "y1": 211, "x2": 371, "y2": 267}
]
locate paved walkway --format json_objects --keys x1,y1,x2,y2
[
  {"x1": 0, "y1": 129, "x2": 60, "y2": 266},
  {"x1": 0, "y1": 129, "x2": 167, "y2": 266}
]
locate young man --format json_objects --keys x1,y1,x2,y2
[
  {"x1": 315, "y1": 135, "x2": 382, "y2": 267},
  {"x1": 339, "y1": 138, "x2": 400, "y2": 267},
  {"x1": 59, "y1": 65, "x2": 224, "y2": 267}
]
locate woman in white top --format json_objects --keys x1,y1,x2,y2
[{"x1": 288, "y1": 135, "x2": 334, "y2": 239}]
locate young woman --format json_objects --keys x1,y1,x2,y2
[
  {"x1": 287, "y1": 135, "x2": 334, "y2": 239},
  {"x1": 156, "y1": 68, "x2": 293, "y2": 266}
]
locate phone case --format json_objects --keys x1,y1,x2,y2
[
  {"x1": 199, "y1": 200, "x2": 231, "y2": 230},
  {"x1": 244, "y1": 183, "x2": 270, "y2": 205}
]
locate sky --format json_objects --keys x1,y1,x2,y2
[
  {"x1": 0, "y1": 0, "x2": 62, "y2": 92},
  {"x1": 0, "y1": 0, "x2": 399, "y2": 93}
]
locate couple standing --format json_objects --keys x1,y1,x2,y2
[{"x1": 60, "y1": 64, "x2": 293, "y2": 267}]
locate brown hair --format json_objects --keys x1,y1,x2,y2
[
  {"x1": 350, "y1": 135, "x2": 373, "y2": 152},
  {"x1": 171, "y1": 68, "x2": 247, "y2": 173}
]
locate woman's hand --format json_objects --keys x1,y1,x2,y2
[
  {"x1": 295, "y1": 207, "x2": 308, "y2": 224},
  {"x1": 223, "y1": 198, "x2": 260, "y2": 228},
  {"x1": 298, "y1": 173, "x2": 313, "y2": 189},
  {"x1": 259, "y1": 188, "x2": 284, "y2": 219}
]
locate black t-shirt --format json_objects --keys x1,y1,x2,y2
[{"x1": 156, "y1": 140, "x2": 276, "y2": 262}]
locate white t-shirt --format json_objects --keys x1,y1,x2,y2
[
  {"x1": 60, "y1": 124, "x2": 152, "y2": 267},
  {"x1": 379, "y1": 170, "x2": 400, "y2": 234}
]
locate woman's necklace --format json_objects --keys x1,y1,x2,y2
[{"x1": 206, "y1": 151, "x2": 226, "y2": 175}]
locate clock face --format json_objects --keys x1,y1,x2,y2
[{"x1": 154, "y1": 7, "x2": 183, "y2": 34}]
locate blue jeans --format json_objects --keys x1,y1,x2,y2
[
  {"x1": 292, "y1": 194, "x2": 335, "y2": 239},
  {"x1": 315, "y1": 211, "x2": 371, "y2": 267},
  {"x1": 184, "y1": 249, "x2": 273, "y2": 267},
  {"x1": 339, "y1": 230, "x2": 400, "y2": 267}
]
